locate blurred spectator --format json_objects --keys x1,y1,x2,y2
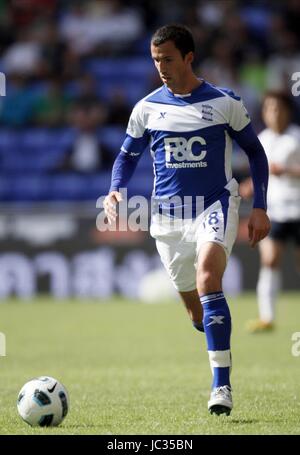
[
  {"x1": 149, "y1": 0, "x2": 184, "y2": 24},
  {"x1": 9, "y1": 0, "x2": 57, "y2": 27},
  {"x1": 266, "y1": 29, "x2": 300, "y2": 92},
  {"x1": 239, "y1": 1, "x2": 274, "y2": 48},
  {"x1": 106, "y1": 89, "x2": 131, "y2": 126},
  {"x1": 196, "y1": 0, "x2": 237, "y2": 28},
  {"x1": 198, "y1": 37, "x2": 237, "y2": 88},
  {"x1": 57, "y1": 96, "x2": 113, "y2": 173},
  {"x1": 59, "y1": 0, "x2": 144, "y2": 56},
  {"x1": 72, "y1": 73, "x2": 101, "y2": 108},
  {"x1": 283, "y1": 0, "x2": 300, "y2": 41},
  {"x1": 33, "y1": 78, "x2": 71, "y2": 127},
  {"x1": 0, "y1": 74, "x2": 36, "y2": 127},
  {"x1": 2, "y1": 28, "x2": 42, "y2": 77},
  {"x1": 0, "y1": 1, "x2": 14, "y2": 54},
  {"x1": 38, "y1": 21, "x2": 68, "y2": 79},
  {"x1": 239, "y1": 51, "x2": 267, "y2": 98}
]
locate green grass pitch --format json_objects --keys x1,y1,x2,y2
[{"x1": 0, "y1": 292, "x2": 300, "y2": 435}]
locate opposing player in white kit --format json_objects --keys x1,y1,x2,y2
[
  {"x1": 104, "y1": 25, "x2": 270, "y2": 415},
  {"x1": 241, "y1": 91, "x2": 300, "y2": 332}
]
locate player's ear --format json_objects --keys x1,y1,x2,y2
[{"x1": 185, "y1": 51, "x2": 194, "y2": 65}]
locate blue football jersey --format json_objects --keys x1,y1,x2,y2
[
  {"x1": 110, "y1": 80, "x2": 268, "y2": 213},
  {"x1": 122, "y1": 81, "x2": 249, "y2": 203}
]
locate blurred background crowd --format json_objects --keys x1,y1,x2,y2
[
  {"x1": 0, "y1": 0, "x2": 300, "y2": 201},
  {"x1": 0, "y1": 0, "x2": 299, "y2": 299}
]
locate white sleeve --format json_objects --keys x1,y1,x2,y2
[
  {"x1": 228, "y1": 96, "x2": 251, "y2": 132},
  {"x1": 126, "y1": 101, "x2": 146, "y2": 138}
]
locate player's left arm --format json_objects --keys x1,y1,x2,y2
[{"x1": 227, "y1": 97, "x2": 271, "y2": 247}]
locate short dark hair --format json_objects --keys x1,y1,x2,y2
[
  {"x1": 151, "y1": 24, "x2": 195, "y2": 58},
  {"x1": 262, "y1": 90, "x2": 294, "y2": 112}
]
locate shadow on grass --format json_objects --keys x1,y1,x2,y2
[
  {"x1": 229, "y1": 418, "x2": 259, "y2": 424},
  {"x1": 64, "y1": 424, "x2": 110, "y2": 430}
]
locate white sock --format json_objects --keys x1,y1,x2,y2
[{"x1": 257, "y1": 267, "x2": 281, "y2": 323}]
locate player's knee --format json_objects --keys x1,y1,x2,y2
[{"x1": 262, "y1": 256, "x2": 280, "y2": 268}]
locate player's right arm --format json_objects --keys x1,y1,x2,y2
[
  {"x1": 103, "y1": 101, "x2": 150, "y2": 224},
  {"x1": 103, "y1": 190, "x2": 123, "y2": 225}
]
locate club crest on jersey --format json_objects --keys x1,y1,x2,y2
[
  {"x1": 164, "y1": 136, "x2": 208, "y2": 168},
  {"x1": 201, "y1": 104, "x2": 213, "y2": 121}
]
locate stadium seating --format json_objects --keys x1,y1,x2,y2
[
  {"x1": 83, "y1": 58, "x2": 156, "y2": 104},
  {"x1": 0, "y1": 55, "x2": 156, "y2": 203},
  {"x1": 0, "y1": 126, "x2": 153, "y2": 201}
]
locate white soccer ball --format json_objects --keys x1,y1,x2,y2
[
  {"x1": 138, "y1": 268, "x2": 177, "y2": 303},
  {"x1": 17, "y1": 376, "x2": 69, "y2": 427}
]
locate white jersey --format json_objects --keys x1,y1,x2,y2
[{"x1": 258, "y1": 124, "x2": 300, "y2": 222}]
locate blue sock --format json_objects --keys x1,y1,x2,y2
[{"x1": 200, "y1": 292, "x2": 232, "y2": 389}]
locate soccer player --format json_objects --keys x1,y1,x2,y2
[
  {"x1": 241, "y1": 91, "x2": 300, "y2": 333},
  {"x1": 104, "y1": 25, "x2": 270, "y2": 415}
]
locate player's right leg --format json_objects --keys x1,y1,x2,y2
[
  {"x1": 151, "y1": 216, "x2": 205, "y2": 332},
  {"x1": 179, "y1": 290, "x2": 204, "y2": 332},
  {"x1": 247, "y1": 236, "x2": 284, "y2": 333}
]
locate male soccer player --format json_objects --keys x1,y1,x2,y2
[
  {"x1": 104, "y1": 24, "x2": 270, "y2": 415},
  {"x1": 241, "y1": 91, "x2": 300, "y2": 332}
]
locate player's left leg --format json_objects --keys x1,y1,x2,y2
[
  {"x1": 196, "y1": 242, "x2": 233, "y2": 415},
  {"x1": 193, "y1": 192, "x2": 240, "y2": 415}
]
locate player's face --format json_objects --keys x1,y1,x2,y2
[
  {"x1": 262, "y1": 97, "x2": 291, "y2": 132},
  {"x1": 151, "y1": 40, "x2": 193, "y2": 92}
]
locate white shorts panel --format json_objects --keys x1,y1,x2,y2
[
  {"x1": 196, "y1": 195, "x2": 241, "y2": 260},
  {"x1": 154, "y1": 226, "x2": 197, "y2": 292},
  {"x1": 150, "y1": 195, "x2": 240, "y2": 292}
]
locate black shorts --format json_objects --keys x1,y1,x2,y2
[{"x1": 269, "y1": 220, "x2": 300, "y2": 245}]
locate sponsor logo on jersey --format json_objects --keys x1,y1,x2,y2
[
  {"x1": 164, "y1": 136, "x2": 208, "y2": 168},
  {"x1": 201, "y1": 104, "x2": 213, "y2": 121}
]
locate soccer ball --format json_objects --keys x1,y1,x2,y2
[{"x1": 17, "y1": 376, "x2": 69, "y2": 427}]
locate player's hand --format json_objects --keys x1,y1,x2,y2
[
  {"x1": 103, "y1": 191, "x2": 123, "y2": 224},
  {"x1": 248, "y1": 208, "x2": 271, "y2": 248}
]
